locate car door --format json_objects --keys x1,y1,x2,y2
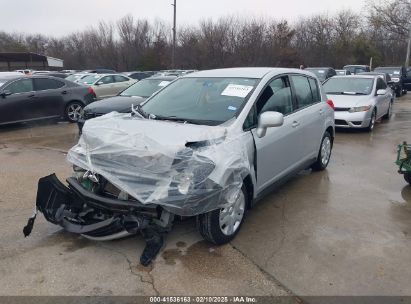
[
  {"x1": 375, "y1": 77, "x2": 390, "y2": 118},
  {"x1": 94, "y1": 75, "x2": 115, "y2": 98},
  {"x1": 31, "y1": 78, "x2": 66, "y2": 118},
  {"x1": 248, "y1": 75, "x2": 305, "y2": 193},
  {"x1": 0, "y1": 78, "x2": 35, "y2": 124},
  {"x1": 404, "y1": 69, "x2": 411, "y2": 91},
  {"x1": 289, "y1": 75, "x2": 324, "y2": 160}
]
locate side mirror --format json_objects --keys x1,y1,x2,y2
[
  {"x1": 376, "y1": 89, "x2": 387, "y2": 95},
  {"x1": 256, "y1": 111, "x2": 284, "y2": 138},
  {"x1": 96, "y1": 81, "x2": 103, "y2": 85},
  {"x1": 0, "y1": 90, "x2": 12, "y2": 98}
]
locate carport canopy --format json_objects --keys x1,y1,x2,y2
[{"x1": 0, "y1": 52, "x2": 63, "y2": 71}]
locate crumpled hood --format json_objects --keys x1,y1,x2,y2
[
  {"x1": 328, "y1": 94, "x2": 373, "y2": 108},
  {"x1": 84, "y1": 96, "x2": 146, "y2": 114},
  {"x1": 66, "y1": 112, "x2": 249, "y2": 215},
  {"x1": 78, "y1": 112, "x2": 227, "y2": 148}
]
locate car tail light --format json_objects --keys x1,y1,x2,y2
[
  {"x1": 326, "y1": 99, "x2": 334, "y2": 110},
  {"x1": 87, "y1": 87, "x2": 94, "y2": 94}
]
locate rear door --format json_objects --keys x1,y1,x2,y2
[
  {"x1": 0, "y1": 78, "x2": 35, "y2": 124},
  {"x1": 95, "y1": 75, "x2": 115, "y2": 98},
  {"x1": 249, "y1": 75, "x2": 304, "y2": 193},
  {"x1": 32, "y1": 78, "x2": 66, "y2": 118},
  {"x1": 114, "y1": 75, "x2": 134, "y2": 93},
  {"x1": 289, "y1": 75, "x2": 324, "y2": 160}
]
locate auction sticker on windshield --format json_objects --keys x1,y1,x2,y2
[
  {"x1": 221, "y1": 84, "x2": 253, "y2": 98},
  {"x1": 158, "y1": 81, "x2": 170, "y2": 87}
]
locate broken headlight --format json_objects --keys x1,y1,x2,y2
[{"x1": 173, "y1": 161, "x2": 215, "y2": 195}]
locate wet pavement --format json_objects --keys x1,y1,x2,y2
[{"x1": 0, "y1": 96, "x2": 411, "y2": 296}]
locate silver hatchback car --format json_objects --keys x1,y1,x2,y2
[{"x1": 27, "y1": 68, "x2": 335, "y2": 265}]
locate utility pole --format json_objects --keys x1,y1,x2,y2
[
  {"x1": 171, "y1": 0, "x2": 177, "y2": 69},
  {"x1": 406, "y1": 23, "x2": 411, "y2": 67}
]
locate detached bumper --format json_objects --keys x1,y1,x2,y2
[{"x1": 36, "y1": 174, "x2": 158, "y2": 235}]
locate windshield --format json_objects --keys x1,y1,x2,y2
[
  {"x1": 306, "y1": 69, "x2": 328, "y2": 81},
  {"x1": 142, "y1": 77, "x2": 258, "y2": 126},
  {"x1": 323, "y1": 78, "x2": 374, "y2": 95},
  {"x1": 79, "y1": 74, "x2": 100, "y2": 84},
  {"x1": 66, "y1": 74, "x2": 82, "y2": 81},
  {"x1": 374, "y1": 68, "x2": 401, "y2": 77},
  {"x1": 120, "y1": 79, "x2": 171, "y2": 97}
]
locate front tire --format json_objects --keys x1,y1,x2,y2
[
  {"x1": 366, "y1": 109, "x2": 376, "y2": 132},
  {"x1": 197, "y1": 186, "x2": 247, "y2": 245},
  {"x1": 383, "y1": 101, "x2": 393, "y2": 120},
  {"x1": 65, "y1": 102, "x2": 84, "y2": 123},
  {"x1": 311, "y1": 131, "x2": 332, "y2": 171}
]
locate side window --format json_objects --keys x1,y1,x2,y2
[
  {"x1": 407, "y1": 69, "x2": 411, "y2": 78},
  {"x1": 114, "y1": 75, "x2": 129, "y2": 82},
  {"x1": 33, "y1": 78, "x2": 65, "y2": 91},
  {"x1": 5, "y1": 79, "x2": 33, "y2": 94},
  {"x1": 99, "y1": 76, "x2": 114, "y2": 84},
  {"x1": 376, "y1": 78, "x2": 387, "y2": 90},
  {"x1": 290, "y1": 75, "x2": 314, "y2": 108},
  {"x1": 308, "y1": 78, "x2": 320, "y2": 102},
  {"x1": 255, "y1": 76, "x2": 294, "y2": 116}
]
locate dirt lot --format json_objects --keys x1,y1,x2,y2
[{"x1": 1, "y1": 95, "x2": 411, "y2": 297}]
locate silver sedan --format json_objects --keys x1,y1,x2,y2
[{"x1": 323, "y1": 75, "x2": 393, "y2": 131}]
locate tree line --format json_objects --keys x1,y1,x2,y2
[{"x1": 0, "y1": 0, "x2": 409, "y2": 71}]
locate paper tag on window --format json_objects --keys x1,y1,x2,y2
[
  {"x1": 158, "y1": 81, "x2": 170, "y2": 87},
  {"x1": 221, "y1": 84, "x2": 253, "y2": 98}
]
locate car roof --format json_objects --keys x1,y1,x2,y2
[
  {"x1": 331, "y1": 75, "x2": 377, "y2": 80},
  {"x1": 306, "y1": 67, "x2": 334, "y2": 69},
  {"x1": 182, "y1": 67, "x2": 311, "y2": 79},
  {"x1": 145, "y1": 75, "x2": 177, "y2": 81}
]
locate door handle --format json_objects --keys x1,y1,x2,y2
[
  {"x1": 61, "y1": 90, "x2": 68, "y2": 95},
  {"x1": 28, "y1": 94, "x2": 36, "y2": 98},
  {"x1": 319, "y1": 109, "x2": 324, "y2": 115},
  {"x1": 292, "y1": 121, "x2": 300, "y2": 128}
]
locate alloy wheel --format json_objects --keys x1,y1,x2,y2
[
  {"x1": 321, "y1": 136, "x2": 331, "y2": 166},
  {"x1": 219, "y1": 191, "x2": 245, "y2": 236},
  {"x1": 67, "y1": 103, "x2": 83, "y2": 121}
]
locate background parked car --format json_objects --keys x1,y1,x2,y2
[
  {"x1": 33, "y1": 71, "x2": 68, "y2": 79},
  {"x1": 358, "y1": 72, "x2": 395, "y2": 95},
  {"x1": 374, "y1": 66, "x2": 407, "y2": 97},
  {"x1": 122, "y1": 71, "x2": 155, "y2": 80},
  {"x1": 82, "y1": 68, "x2": 117, "y2": 74},
  {"x1": 343, "y1": 65, "x2": 370, "y2": 75},
  {"x1": 66, "y1": 73, "x2": 90, "y2": 83},
  {"x1": 323, "y1": 75, "x2": 392, "y2": 131},
  {"x1": 305, "y1": 67, "x2": 337, "y2": 82},
  {"x1": 77, "y1": 75, "x2": 176, "y2": 132},
  {"x1": 78, "y1": 73, "x2": 136, "y2": 99},
  {"x1": 336, "y1": 69, "x2": 351, "y2": 76},
  {"x1": 0, "y1": 75, "x2": 96, "y2": 125}
]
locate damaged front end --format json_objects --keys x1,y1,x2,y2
[{"x1": 24, "y1": 112, "x2": 250, "y2": 265}]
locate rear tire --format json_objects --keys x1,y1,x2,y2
[
  {"x1": 197, "y1": 186, "x2": 247, "y2": 245},
  {"x1": 405, "y1": 173, "x2": 411, "y2": 185},
  {"x1": 65, "y1": 101, "x2": 84, "y2": 123},
  {"x1": 311, "y1": 131, "x2": 332, "y2": 171}
]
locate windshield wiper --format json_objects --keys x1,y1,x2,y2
[
  {"x1": 131, "y1": 104, "x2": 147, "y2": 118},
  {"x1": 151, "y1": 115, "x2": 218, "y2": 125}
]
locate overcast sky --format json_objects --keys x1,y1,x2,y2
[{"x1": 0, "y1": 0, "x2": 368, "y2": 37}]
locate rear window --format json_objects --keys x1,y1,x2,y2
[{"x1": 34, "y1": 78, "x2": 65, "y2": 90}]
